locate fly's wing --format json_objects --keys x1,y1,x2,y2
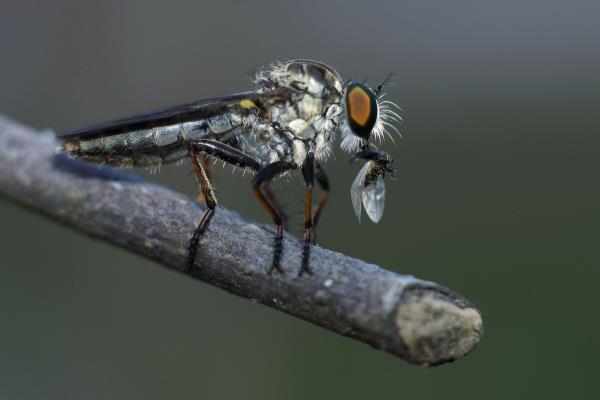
[
  {"x1": 350, "y1": 161, "x2": 386, "y2": 223},
  {"x1": 59, "y1": 88, "x2": 290, "y2": 140}
]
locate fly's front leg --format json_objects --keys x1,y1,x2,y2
[
  {"x1": 187, "y1": 140, "x2": 261, "y2": 271},
  {"x1": 300, "y1": 153, "x2": 315, "y2": 276},
  {"x1": 311, "y1": 162, "x2": 330, "y2": 243},
  {"x1": 252, "y1": 161, "x2": 294, "y2": 274}
]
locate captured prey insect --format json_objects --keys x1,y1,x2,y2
[{"x1": 57, "y1": 59, "x2": 402, "y2": 276}]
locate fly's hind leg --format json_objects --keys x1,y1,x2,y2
[
  {"x1": 187, "y1": 150, "x2": 217, "y2": 271},
  {"x1": 252, "y1": 161, "x2": 294, "y2": 274},
  {"x1": 187, "y1": 139, "x2": 261, "y2": 271},
  {"x1": 195, "y1": 155, "x2": 213, "y2": 205}
]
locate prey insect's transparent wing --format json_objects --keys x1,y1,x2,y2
[
  {"x1": 350, "y1": 163, "x2": 368, "y2": 223},
  {"x1": 363, "y1": 173, "x2": 385, "y2": 223},
  {"x1": 351, "y1": 161, "x2": 386, "y2": 223}
]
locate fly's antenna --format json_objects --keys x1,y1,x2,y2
[{"x1": 374, "y1": 72, "x2": 398, "y2": 96}]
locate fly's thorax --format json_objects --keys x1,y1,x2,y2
[
  {"x1": 244, "y1": 114, "x2": 337, "y2": 167},
  {"x1": 242, "y1": 128, "x2": 293, "y2": 166},
  {"x1": 252, "y1": 60, "x2": 345, "y2": 163},
  {"x1": 269, "y1": 139, "x2": 294, "y2": 164},
  {"x1": 266, "y1": 88, "x2": 339, "y2": 136},
  {"x1": 263, "y1": 61, "x2": 343, "y2": 123},
  {"x1": 255, "y1": 59, "x2": 344, "y2": 98},
  {"x1": 232, "y1": 113, "x2": 290, "y2": 166}
]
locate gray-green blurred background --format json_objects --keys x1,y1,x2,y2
[{"x1": 1, "y1": 0, "x2": 598, "y2": 398}]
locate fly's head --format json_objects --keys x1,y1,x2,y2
[{"x1": 342, "y1": 75, "x2": 402, "y2": 223}]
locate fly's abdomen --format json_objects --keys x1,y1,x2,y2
[{"x1": 59, "y1": 114, "x2": 242, "y2": 166}]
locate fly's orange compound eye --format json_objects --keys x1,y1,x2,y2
[{"x1": 345, "y1": 82, "x2": 378, "y2": 139}]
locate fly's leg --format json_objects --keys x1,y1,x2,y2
[
  {"x1": 195, "y1": 156, "x2": 213, "y2": 205},
  {"x1": 300, "y1": 153, "x2": 315, "y2": 276},
  {"x1": 252, "y1": 161, "x2": 294, "y2": 274},
  {"x1": 192, "y1": 139, "x2": 262, "y2": 171},
  {"x1": 187, "y1": 150, "x2": 217, "y2": 271},
  {"x1": 311, "y1": 162, "x2": 330, "y2": 243},
  {"x1": 187, "y1": 140, "x2": 261, "y2": 271},
  {"x1": 299, "y1": 160, "x2": 329, "y2": 276}
]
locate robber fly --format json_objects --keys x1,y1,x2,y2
[{"x1": 58, "y1": 59, "x2": 401, "y2": 276}]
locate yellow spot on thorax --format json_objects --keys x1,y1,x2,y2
[{"x1": 240, "y1": 99, "x2": 257, "y2": 109}]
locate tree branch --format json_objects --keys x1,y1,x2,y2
[{"x1": 0, "y1": 114, "x2": 482, "y2": 366}]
